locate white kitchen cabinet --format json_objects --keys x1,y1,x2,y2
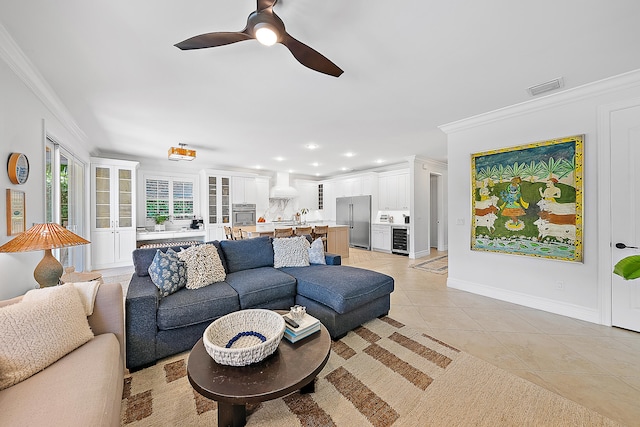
[
  {"x1": 207, "y1": 224, "x2": 226, "y2": 241},
  {"x1": 322, "y1": 181, "x2": 336, "y2": 221},
  {"x1": 378, "y1": 170, "x2": 410, "y2": 210},
  {"x1": 294, "y1": 179, "x2": 319, "y2": 211},
  {"x1": 255, "y1": 177, "x2": 270, "y2": 218},
  {"x1": 203, "y1": 174, "x2": 231, "y2": 226},
  {"x1": 90, "y1": 158, "x2": 139, "y2": 269},
  {"x1": 232, "y1": 176, "x2": 257, "y2": 204},
  {"x1": 371, "y1": 224, "x2": 391, "y2": 252}
]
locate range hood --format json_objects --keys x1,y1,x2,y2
[{"x1": 270, "y1": 172, "x2": 298, "y2": 199}]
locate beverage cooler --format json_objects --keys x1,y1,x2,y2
[{"x1": 391, "y1": 226, "x2": 409, "y2": 255}]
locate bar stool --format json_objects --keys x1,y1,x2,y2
[
  {"x1": 294, "y1": 226, "x2": 312, "y2": 237},
  {"x1": 312, "y1": 225, "x2": 328, "y2": 251},
  {"x1": 232, "y1": 227, "x2": 244, "y2": 240},
  {"x1": 224, "y1": 226, "x2": 233, "y2": 240},
  {"x1": 274, "y1": 227, "x2": 293, "y2": 238}
]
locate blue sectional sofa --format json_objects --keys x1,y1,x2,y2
[{"x1": 126, "y1": 236, "x2": 394, "y2": 370}]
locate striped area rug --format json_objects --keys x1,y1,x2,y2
[
  {"x1": 121, "y1": 317, "x2": 618, "y2": 426},
  {"x1": 412, "y1": 255, "x2": 448, "y2": 274}
]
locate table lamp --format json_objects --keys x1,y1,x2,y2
[{"x1": 0, "y1": 223, "x2": 90, "y2": 288}]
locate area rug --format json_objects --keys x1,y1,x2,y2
[
  {"x1": 121, "y1": 317, "x2": 618, "y2": 427},
  {"x1": 412, "y1": 255, "x2": 448, "y2": 274}
]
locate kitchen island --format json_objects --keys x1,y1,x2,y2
[{"x1": 242, "y1": 223, "x2": 350, "y2": 258}]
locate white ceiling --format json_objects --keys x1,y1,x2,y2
[{"x1": 1, "y1": 0, "x2": 640, "y2": 178}]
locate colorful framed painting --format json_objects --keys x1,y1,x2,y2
[
  {"x1": 471, "y1": 135, "x2": 583, "y2": 262},
  {"x1": 6, "y1": 189, "x2": 26, "y2": 236}
]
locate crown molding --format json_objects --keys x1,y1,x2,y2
[
  {"x1": 0, "y1": 22, "x2": 87, "y2": 143},
  {"x1": 439, "y1": 68, "x2": 640, "y2": 135}
]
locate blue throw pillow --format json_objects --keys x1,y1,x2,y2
[
  {"x1": 148, "y1": 248, "x2": 187, "y2": 297},
  {"x1": 308, "y1": 237, "x2": 326, "y2": 265}
]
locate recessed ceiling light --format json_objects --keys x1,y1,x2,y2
[
  {"x1": 375, "y1": 159, "x2": 385, "y2": 164},
  {"x1": 275, "y1": 156, "x2": 285, "y2": 162},
  {"x1": 311, "y1": 162, "x2": 319, "y2": 167},
  {"x1": 344, "y1": 152, "x2": 355, "y2": 157},
  {"x1": 306, "y1": 143, "x2": 319, "y2": 150},
  {"x1": 255, "y1": 165, "x2": 262, "y2": 169}
]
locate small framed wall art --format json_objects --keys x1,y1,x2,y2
[{"x1": 6, "y1": 189, "x2": 26, "y2": 236}]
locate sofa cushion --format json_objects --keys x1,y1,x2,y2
[
  {"x1": 224, "y1": 267, "x2": 296, "y2": 308},
  {"x1": 308, "y1": 237, "x2": 327, "y2": 265},
  {"x1": 156, "y1": 282, "x2": 240, "y2": 330},
  {"x1": 148, "y1": 248, "x2": 187, "y2": 296},
  {"x1": 273, "y1": 236, "x2": 310, "y2": 268},
  {"x1": 177, "y1": 244, "x2": 226, "y2": 289},
  {"x1": 0, "y1": 333, "x2": 123, "y2": 427},
  {"x1": 132, "y1": 243, "x2": 196, "y2": 277},
  {"x1": 281, "y1": 265, "x2": 394, "y2": 314},
  {"x1": 220, "y1": 236, "x2": 274, "y2": 273},
  {"x1": 0, "y1": 284, "x2": 94, "y2": 390}
]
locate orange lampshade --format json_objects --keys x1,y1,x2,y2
[
  {"x1": 0, "y1": 223, "x2": 89, "y2": 253},
  {"x1": 0, "y1": 223, "x2": 90, "y2": 288}
]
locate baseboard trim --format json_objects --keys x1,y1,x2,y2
[{"x1": 446, "y1": 277, "x2": 601, "y2": 324}]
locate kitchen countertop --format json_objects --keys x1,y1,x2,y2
[
  {"x1": 372, "y1": 222, "x2": 411, "y2": 227},
  {"x1": 251, "y1": 223, "x2": 348, "y2": 233},
  {"x1": 136, "y1": 229, "x2": 207, "y2": 240}
]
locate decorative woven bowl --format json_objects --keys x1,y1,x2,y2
[{"x1": 203, "y1": 309, "x2": 285, "y2": 366}]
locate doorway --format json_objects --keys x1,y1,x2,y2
[
  {"x1": 45, "y1": 138, "x2": 87, "y2": 272},
  {"x1": 430, "y1": 174, "x2": 438, "y2": 248},
  {"x1": 609, "y1": 103, "x2": 640, "y2": 332}
]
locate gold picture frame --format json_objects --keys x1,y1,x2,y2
[
  {"x1": 471, "y1": 135, "x2": 584, "y2": 262},
  {"x1": 6, "y1": 189, "x2": 26, "y2": 236}
]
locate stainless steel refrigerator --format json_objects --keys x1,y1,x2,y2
[{"x1": 336, "y1": 195, "x2": 371, "y2": 250}]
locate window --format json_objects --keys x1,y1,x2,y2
[{"x1": 145, "y1": 177, "x2": 195, "y2": 220}]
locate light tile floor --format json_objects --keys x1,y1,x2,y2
[
  {"x1": 103, "y1": 248, "x2": 640, "y2": 426},
  {"x1": 341, "y1": 248, "x2": 640, "y2": 426}
]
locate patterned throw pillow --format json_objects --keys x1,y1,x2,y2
[
  {"x1": 273, "y1": 236, "x2": 311, "y2": 268},
  {"x1": 177, "y1": 244, "x2": 226, "y2": 289},
  {"x1": 308, "y1": 237, "x2": 326, "y2": 265},
  {"x1": 148, "y1": 248, "x2": 187, "y2": 297}
]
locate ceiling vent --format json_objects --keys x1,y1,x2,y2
[{"x1": 527, "y1": 77, "x2": 564, "y2": 96}]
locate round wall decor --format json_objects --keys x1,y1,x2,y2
[{"x1": 7, "y1": 153, "x2": 30, "y2": 185}]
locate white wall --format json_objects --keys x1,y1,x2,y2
[
  {"x1": 0, "y1": 36, "x2": 90, "y2": 299},
  {"x1": 441, "y1": 69, "x2": 640, "y2": 324}
]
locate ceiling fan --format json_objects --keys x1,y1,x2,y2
[{"x1": 174, "y1": 0, "x2": 343, "y2": 77}]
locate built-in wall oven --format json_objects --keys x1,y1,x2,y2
[
  {"x1": 232, "y1": 204, "x2": 256, "y2": 226},
  {"x1": 391, "y1": 226, "x2": 409, "y2": 255}
]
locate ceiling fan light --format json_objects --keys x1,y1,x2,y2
[{"x1": 255, "y1": 23, "x2": 278, "y2": 46}]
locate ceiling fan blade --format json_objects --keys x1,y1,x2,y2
[
  {"x1": 257, "y1": 0, "x2": 277, "y2": 12},
  {"x1": 175, "y1": 31, "x2": 253, "y2": 50},
  {"x1": 280, "y1": 33, "x2": 343, "y2": 77}
]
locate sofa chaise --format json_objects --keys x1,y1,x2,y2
[{"x1": 126, "y1": 236, "x2": 394, "y2": 371}]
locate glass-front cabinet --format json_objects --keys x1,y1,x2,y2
[
  {"x1": 90, "y1": 158, "x2": 139, "y2": 269},
  {"x1": 202, "y1": 171, "x2": 231, "y2": 241}
]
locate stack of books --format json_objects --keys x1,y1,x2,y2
[{"x1": 283, "y1": 313, "x2": 321, "y2": 343}]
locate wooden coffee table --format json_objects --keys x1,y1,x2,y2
[{"x1": 187, "y1": 319, "x2": 331, "y2": 427}]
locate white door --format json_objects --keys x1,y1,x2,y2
[{"x1": 611, "y1": 104, "x2": 640, "y2": 332}]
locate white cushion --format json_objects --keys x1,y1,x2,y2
[
  {"x1": 177, "y1": 244, "x2": 226, "y2": 289},
  {"x1": 308, "y1": 237, "x2": 327, "y2": 265},
  {"x1": 273, "y1": 236, "x2": 311, "y2": 268},
  {"x1": 0, "y1": 283, "x2": 94, "y2": 390}
]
